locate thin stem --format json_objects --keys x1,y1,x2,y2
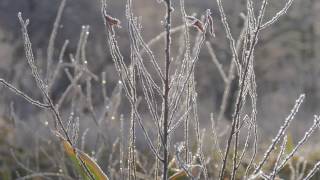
[
  {"x1": 162, "y1": 0, "x2": 172, "y2": 179},
  {"x1": 47, "y1": 0, "x2": 67, "y2": 83},
  {"x1": 0, "y1": 79, "x2": 50, "y2": 108}
]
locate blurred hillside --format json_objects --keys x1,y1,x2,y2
[{"x1": 0, "y1": 0, "x2": 319, "y2": 137}]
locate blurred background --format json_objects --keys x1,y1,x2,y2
[
  {"x1": 1, "y1": 0, "x2": 319, "y2": 132},
  {"x1": 0, "y1": 0, "x2": 319, "y2": 169}
]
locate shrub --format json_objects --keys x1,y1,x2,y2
[{"x1": 0, "y1": 0, "x2": 319, "y2": 179}]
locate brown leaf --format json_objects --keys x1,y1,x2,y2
[
  {"x1": 104, "y1": 13, "x2": 121, "y2": 28},
  {"x1": 186, "y1": 16, "x2": 205, "y2": 33}
]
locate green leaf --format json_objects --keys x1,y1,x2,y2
[
  {"x1": 168, "y1": 165, "x2": 202, "y2": 180},
  {"x1": 55, "y1": 132, "x2": 109, "y2": 180}
]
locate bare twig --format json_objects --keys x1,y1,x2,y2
[{"x1": 0, "y1": 79, "x2": 50, "y2": 108}]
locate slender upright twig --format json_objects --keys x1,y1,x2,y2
[
  {"x1": 218, "y1": 0, "x2": 268, "y2": 179},
  {"x1": 162, "y1": 0, "x2": 172, "y2": 179},
  {"x1": 47, "y1": 0, "x2": 67, "y2": 84}
]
